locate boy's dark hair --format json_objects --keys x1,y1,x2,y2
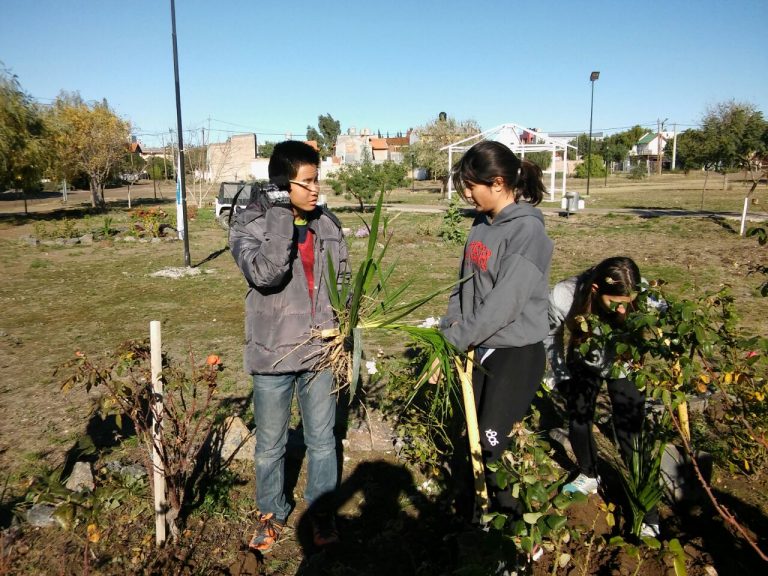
[
  {"x1": 268, "y1": 140, "x2": 320, "y2": 190},
  {"x1": 451, "y1": 140, "x2": 546, "y2": 206}
]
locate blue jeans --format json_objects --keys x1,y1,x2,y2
[{"x1": 252, "y1": 370, "x2": 337, "y2": 521}]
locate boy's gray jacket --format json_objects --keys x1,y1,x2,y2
[
  {"x1": 229, "y1": 203, "x2": 349, "y2": 374},
  {"x1": 441, "y1": 202, "x2": 553, "y2": 351}
]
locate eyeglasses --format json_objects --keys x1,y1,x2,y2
[{"x1": 289, "y1": 180, "x2": 320, "y2": 191}]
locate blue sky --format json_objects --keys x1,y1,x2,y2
[{"x1": 2, "y1": 0, "x2": 766, "y2": 147}]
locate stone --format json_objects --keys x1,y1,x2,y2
[
  {"x1": 218, "y1": 416, "x2": 255, "y2": 461},
  {"x1": 26, "y1": 504, "x2": 57, "y2": 527},
  {"x1": 20, "y1": 235, "x2": 39, "y2": 246},
  {"x1": 660, "y1": 444, "x2": 712, "y2": 504},
  {"x1": 120, "y1": 464, "x2": 148, "y2": 480},
  {"x1": 345, "y1": 414, "x2": 393, "y2": 451},
  {"x1": 79, "y1": 233, "x2": 93, "y2": 245},
  {"x1": 65, "y1": 461, "x2": 95, "y2": 492}
]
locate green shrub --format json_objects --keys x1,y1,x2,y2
[
  {"x1": 573, "y1": 154, "x2": 607, "y2": 179},
  {"x1": 438, "y1": 195, "x2": 468, "y2": 245},
  {"x1": 627, "y1": 163, "x2": 648, "y2": 180}
]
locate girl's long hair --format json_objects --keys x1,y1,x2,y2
[
  {"x1": 451, "y1": 140, "x2": 546, "y2": 205},
  {"x1": 566, "y1": 256, "x2": 641, "y2": 348}
]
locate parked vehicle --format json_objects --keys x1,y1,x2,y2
[{"x1": 215, "y1": 181, "x2": 259, "y2": 217}]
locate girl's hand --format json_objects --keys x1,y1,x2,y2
[{"x1": 427, "y1": 357, "x2": 442, "y2": 384}]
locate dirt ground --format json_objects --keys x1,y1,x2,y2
[{"x1": 1, "y1": 180, "x2": 767, "y2": 575}]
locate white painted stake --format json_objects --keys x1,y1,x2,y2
[{"x1": 150, "y1": 320, "x2": 167, "y2": 545}]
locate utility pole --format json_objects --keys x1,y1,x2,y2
[
  {"x1": 672, "y1": 123, "x2": 678, "y2": 171},
  {"x1": 656, "y1": 118, "x2": 667, "y2": 175},
  {"x1": 586, "y1": 71, "x2": 600, "y2": 197},
  {"x1": 170, "y1": 0, "x2": 191, "y2": 267}
]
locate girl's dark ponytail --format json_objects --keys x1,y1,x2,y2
[{"x1": 515, "y1": 160, "x2": 546, "y2": 206}]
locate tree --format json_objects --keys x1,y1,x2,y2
[
  {"x1": 699, "y1": 101, "x2": 768, "y2": 189},
  {"x1": 0, "y1": 67, "x2": 48, "y2": 199},
  {"x1": 258, "y1": 141, "x2": 275, "y2": 158},
  {"x1": 49, "y1": 92, "x2": 131, "y2": 209},
  {"x1": 522, "y1": 151, "x2": 552, "y2": 171},
  {"x1": 306, "y1": 113, "x2": 341, "y2": 159},
  {"x1": 326, "y1": 149, "x2": 407, "y2": 210},
  {"x1": 573, "y1": 154, "x2": 607, "y2": 179},
  {"x1": 408, "y1": 114, "x2": 481, "y2": 193}
]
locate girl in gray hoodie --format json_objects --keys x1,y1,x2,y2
[{"x1": 438, "y1": 140, "x2": 553, "y2": 517}]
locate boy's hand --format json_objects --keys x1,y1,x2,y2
[{"x1": 265, "y1": 187, "x2": 292, "y2": 208}]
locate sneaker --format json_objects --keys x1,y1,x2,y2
[
  {"x1": 311, "y1": 512, "x2": 340, "y2": 547},
  {"x1": 562, "y1": 473, "x2": 599, "y2": 495},
  {"x1": 249, "y1": 513, "x2": 285, "y2": 553},
  {"x1": 530, "y1": 544, "x2": 543, "y2": 562},
  {"x1": 640, "y1": 522, "x2": 660, "y2": 538}
]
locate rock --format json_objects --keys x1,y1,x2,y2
[
  {"x1": 20, "y1": 235, "x2": 39, "y2": 246},
  {"x1": 150, "y1": 267, "x2": 202, "y2": 279},
  {"x1": 64, "y1": 237, "x2": 79, "y2": 246},
  {"x1": 151, "y1": 237, "x2": 161, "y2": 244},
  {"x1": 122, "y1": 236, "x2": 137, "y2": 242},
  {"x1": 217, "y1": 416, "x2": 255, "y2": 461},
  {"x1": 120, "y1": 464, "x2": 148, "y2": 481},
  {"x1": 26, "y1": 504, "x2": 57, "y2": 527},
  {"x1": 660, "y1": 445, "x2": 712, "y2": 504},
  {"x1": 65, "y1": 461, "x2": 95, "y2": 492},
  {"x1": 79, "y1": 233, "x2": 93, "y2": 245},
  {"x1": 345, "y1": 414, "x2": 393, "y2": 451}
]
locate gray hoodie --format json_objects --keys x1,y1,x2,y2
[
  {"x1": 229, "y1": 201, "x2": 349, "y2": 374},
  {"x1": 441, "y1": 202, "x2": 553, "y2": 352}
]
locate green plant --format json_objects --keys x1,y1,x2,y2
[
  {"x1": 485, "y1": 421, "x2": 583, "y2": 563},
  {"x1": 438, "y1": 194, "x2": 467, "y2": 245},
  {"x1": 627, "y1": 163, "x2": 648, "y2": 180},
  {"x1": 130, "y1": 207, "x2": 170, "y2": 237},
  {"x1": 573, "y1": 154, "x2": 607, "y2": 179},
  {"x1": 612, "y1": 428, "x2": 665, "y2": 538},
  {"x1": 101, "y1": 215, "x2": 114, "y2": 238},
  {"x1": 323, "y1": 191, "x2": 460, "y2": 399}
]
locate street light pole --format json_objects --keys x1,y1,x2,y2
[
  {"x1": 585, "y1": 70, "x2": 600, "y2": 197},
  {"x1": 170, "y1": 0, "x2": 191, "y2": 267}
]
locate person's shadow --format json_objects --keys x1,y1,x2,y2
[{"x1": 293, "y1": 459, "x2": 464, "y2": 576}]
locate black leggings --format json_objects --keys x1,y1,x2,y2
[
  {"x1": 471, "y1": 343, "x2": 545, "y2": 512},
  {"x1": 564, "y1": 364, "x2": 645, "y2": 478}
]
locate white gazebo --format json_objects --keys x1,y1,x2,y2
[{"x1": 440, "y1": 123, "x2": 574, "y2": 202}]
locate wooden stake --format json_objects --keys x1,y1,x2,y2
[
  {"x1": 455, "y1": 350, "x2": 489, "y2": 515},
  {"x1": 677, "y1": 401, "x2": 690, "y2": 443},
  {"x1": 150, "y1": 320, "x2": 167, "y2": 545}
]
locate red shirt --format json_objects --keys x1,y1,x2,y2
[{"x1": 296, "y1": 222, "x2": 315, "y2": 312}]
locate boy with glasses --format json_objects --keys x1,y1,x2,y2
[{"x1": 229, "y1": 140, "x2": 349, "y2": 553}]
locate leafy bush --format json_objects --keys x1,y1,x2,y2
[
  {"x1": 58, "y1": 341, "x2": 229, "y2": 540},
  {"x1": 486, "y1": 421, "x2": 582, "y2": 564},
  {"x1": 627, "y1": 163, "x2": 648, "y2": 180},
  {"x1": 130, "y1": 207, "x2": 171, "y2": 237},
  {"x1": 573, "y1": 154, "x2": 607, "y2": 179},
  {"x1": 438, "y1": 195, "x2": 468, "y2": 245}
]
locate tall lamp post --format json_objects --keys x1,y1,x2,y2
[{"x1": 585, "y1": 70, "x2": 600, "y2": 197}]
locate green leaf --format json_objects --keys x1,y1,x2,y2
[
  {"x1": 522, "y1": 512, "x2": 543, "y2": 524},
  {"x1": 545, "y1": 514, "x2": 567, "y2": 531}
]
